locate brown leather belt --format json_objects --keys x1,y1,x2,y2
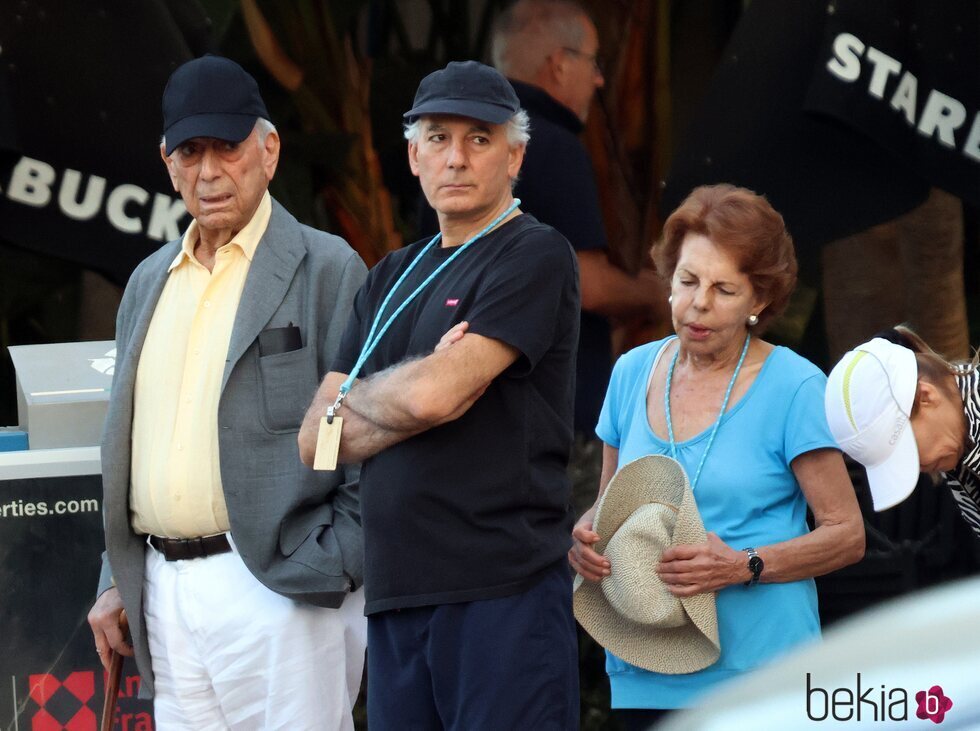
[{"x1": 149, "y1": 533, "x2": 232, "y2": 561}]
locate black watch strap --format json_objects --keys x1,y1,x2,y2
[{"x1": 743, "y1": 547, "x2": 763, "y2": 587}]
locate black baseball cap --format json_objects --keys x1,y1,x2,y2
[
  {"x1": 162, "y1": 55, "x2": 271, "y2": 155},
  {"x1": 403, "y1": 61, "x2": 520, "y2": 125}
]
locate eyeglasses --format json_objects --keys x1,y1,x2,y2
[{"x1": 561, "y1": 47, "x2": 603, "y2": 74}]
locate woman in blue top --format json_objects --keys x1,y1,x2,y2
[{"x1": 569, "y1": 184, "x2": 865, "y2": 729}]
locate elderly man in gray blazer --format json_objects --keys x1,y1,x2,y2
[{"x1": 87, "y1": 55, "x2": 368, "y2": 730}]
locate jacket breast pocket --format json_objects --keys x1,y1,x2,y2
[{"x1": 256, "y1": 345, "x2": 317, "y2": 433}]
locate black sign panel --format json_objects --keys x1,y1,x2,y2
[
  {"x1": 662, "y1": 0, "x2": 980, "y2": 257},
  {"x1": 0, "y1": 474, "x2": 155, "y2": 730},
  {"x1": 806, "y1": 0, "x2": 979, "y2": 208},
  {"x1": 0, "y1": 2, "x2": 204, "y2": 285}
]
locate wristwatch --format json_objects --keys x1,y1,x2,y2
[{"x1": 743, "y1": 547, "x2": 763, "y2": 587}]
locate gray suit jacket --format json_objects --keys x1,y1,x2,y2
[{"x1": 97, "y1": 199, "x2": 368, "y2": 696}]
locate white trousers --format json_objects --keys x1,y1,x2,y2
[{"x1": 144, "y1": 537, "x2": 366, "y2": 731}]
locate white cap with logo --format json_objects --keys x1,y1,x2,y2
[{"x1": 825, "y1": 338, "x2": 920, "y2": 511}]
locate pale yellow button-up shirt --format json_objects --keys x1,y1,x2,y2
[{"x1": 129, "y1": 192, "x2": 272, "y2": 538}]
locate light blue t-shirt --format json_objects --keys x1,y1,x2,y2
[{"x1": 596, "y1": 337, "x2": 838, "y2": 709}]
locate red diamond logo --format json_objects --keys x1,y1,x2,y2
[
  {"x1": 28, "y1": 675, "x2": 61, "y2": 706},
  {"x1": 62, "y1": 672, "x2": 95, "y2": 703}
]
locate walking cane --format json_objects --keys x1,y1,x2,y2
[{"x1": 100, "y1": 609, "x2": 129, "y2": 731}]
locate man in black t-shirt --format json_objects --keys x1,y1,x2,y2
[
  {"x1": 490, "y1": 0, "x2": 669, "y2": 517},
  {"x1": 300, "y1": 61, "x2": 580, "y2": 729}
]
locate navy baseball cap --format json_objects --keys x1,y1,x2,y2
[
  {"x1": 162, "y1": 55, "x2": 271, "y2": 155},
  {"x1": 404, "y1": 61, "x2": 520, "y2": 125}
]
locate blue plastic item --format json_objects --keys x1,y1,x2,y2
[{"x1": 0, "y1": 430, "x2": 29, "y2": 451}]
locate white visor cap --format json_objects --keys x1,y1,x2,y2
[{"x1": 825, "y1": 338, "x2": 920, "y2": 511}]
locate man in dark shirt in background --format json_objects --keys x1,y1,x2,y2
[{"x1": 491, "y1": 0, "x2": 668, "y2": 513}]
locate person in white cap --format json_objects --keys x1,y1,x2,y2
[{"x1": 825, "y1": 326, "x2": 979, "y2": 536}]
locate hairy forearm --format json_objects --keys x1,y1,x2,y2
[
  {"x1": 299, "y1": 356, "x2": 480, "y2": 465},
  {"x1": 300, "y1": 332, "x2": 509, "y2": 465},
  {"x1": 345, "y1": 357, "x2": 431, "y2": 432},
  {"x1": 336, "y1": 404, "x2": 422, "y2": 463},
  {"x1": 348, "y1": 338, "x2": 497, "y2": 428},
  {"x1": 339, "y1": 361, "x2": 442, "y2": 461},
  {"x1": 339, "y1": 355, "x2": 488, "y2": 461},
  {"x1": 298, "y1": 369, "x2": 419, "y2": 465}
]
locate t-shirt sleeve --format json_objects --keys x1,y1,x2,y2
[
  {"x1": 595, "y1": 355, "x2": 629, "y2": 447},
  {"x1": 331, "y1": 273, "x2": 375, "y2": 374},
  {"x1": 464, "y1": 226, "x2": 578, "y2": 374},
  {"x1": 784, "y1": 371, "x2": 840, "y2": 462}
]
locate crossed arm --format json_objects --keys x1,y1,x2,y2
[
  {"x1": 298, "y1": 322, "x2": 519, "y2": 465},
  {"x1": 569, "y1": 446, "x2": 866, "y2": 595}
]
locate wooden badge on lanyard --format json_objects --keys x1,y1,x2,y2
[{"x1": 313, "y1": 408, "x2": 343, "y2": 471}]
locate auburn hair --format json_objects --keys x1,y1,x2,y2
[{"x1": 653, "y1": 184, "x2": 797, "y2": 330}]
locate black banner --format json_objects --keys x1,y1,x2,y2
[
  {"x1": 663, "y1": 0, "x2": 979, "y2": 258},
  {"x1": 0, "y1": 2, "x2": 208, "y2": 285},
  {"x1": 806, "y1": 0, "x2": 979, "y2": 208},
  {"x1": 0, "y1": 474, "x2": 155, "y2": 730}
]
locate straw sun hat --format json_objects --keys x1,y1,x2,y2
[{"x1": 573, "y1": 455, "x2": 721, "y2": 674}]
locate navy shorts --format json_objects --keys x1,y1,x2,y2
[{"x1": 367, "y1": 561, "x2": 580, "y2": 730}]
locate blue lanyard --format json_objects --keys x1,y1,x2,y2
[
  {"x1": 328, "y1": 198, "x2": 521, "y2": 420},
  {"x1": 664, "y1": 333, "x2": 750, "y2": 490}
]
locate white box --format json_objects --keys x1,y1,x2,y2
[{"x1": 8, "y1": 340, "x2": 115, "y2": 449}]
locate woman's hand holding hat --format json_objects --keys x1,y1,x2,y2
[
  {"x1": 657, "y1": 532, "x2": 746, "y2": 597},
  {"x1": 569, "y1": 506, "x2": 611, "y2": 582},
  {"x1": 572, "y1": 455, "x2": 721, "y2": 674}
]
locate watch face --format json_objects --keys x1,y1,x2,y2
[{"x1": 748, "y1": 555, "x2": 763, "y2": 575}]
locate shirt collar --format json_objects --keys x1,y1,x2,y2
[
  {"x1": 168, "y1": 191, "x2": 272, "y2": 272},
  {"x1": 509, "y1": 79, "x2": 584, "y2": 134}
]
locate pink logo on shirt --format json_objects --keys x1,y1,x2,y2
[{"x1": 445, "y1": 298, "x2": 460, "y2": 307}]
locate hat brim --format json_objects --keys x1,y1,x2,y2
[
  {"x1": 573, "y1": 456, "x2": 720, "y2": 674},
  {"x1": 574, "y1": 576, "x2": 721, "y2": 674},
  {"x1": 402, "y1": 99, "x2": 516, "y2": 125},
  {"x1": 866, "y1": 418, "x2": 921, "y2": 511},
  {"x1": 164, "y1": 112, "x2": 259, "y2": 155}
]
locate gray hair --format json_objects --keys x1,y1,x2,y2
[
  {"x1": 253, "y1": 117, "x2": 277, "y2": 141},
  {"x1": 161, "y1": 117, "x2": 277, "y2": 152},
  {"x1": 491, "y1": 0, "x2": 589, "y2": 79},
  {"x1": 403, "y1": 110, "x2": 531, "y2": 148}
]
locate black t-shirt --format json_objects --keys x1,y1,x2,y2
[
  {"x1": 333, "y1": 214, "x2": 580, "y2": 614},
  {"x1": 418, "y1": 81, "x2": 613, "y2": 434}
]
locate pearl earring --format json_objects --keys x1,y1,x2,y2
[
  {"x1": 668, "y1": 295, "x2": 673, "y2": 304},
  {"x1": 747, "y1": 314, "x2": 759, "y2": 327}
]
